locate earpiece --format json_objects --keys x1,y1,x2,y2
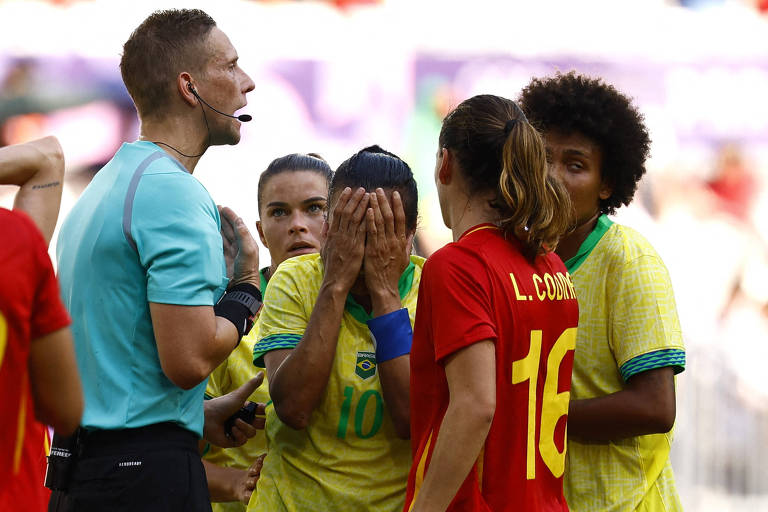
[{"x1": 186, "y1": 82, "x2": 251, "y2": 122}]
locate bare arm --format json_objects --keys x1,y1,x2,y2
[
  {"x1": 151, "y1": 207, "x2": 260, "y2": 390},
  {"x1": 265, "y1": 187, "x2": 368, "y2": 430},
  {"x1": 410, "y1": 340, "x2": 496, "y2": 512},
  {"x1": 568, "y1": 366, "x2": 676, "y2": 442},
  {"x1": 377, "y1": 356, "x2": 410, "y2": 439},
  {"x1": 364, "y1": 189, "x2": 414, "y2": 439},
  {"x1": 0, "y1": 136, "x2": 65, "y2": 245},
  {"x1": 150, "y1": 304, "x2": 240, "y2": 389},
  {"x1": 264, "y1": 281, "x2": 348, "y2": 430},
  {"x1": 27, "y1": 327, "x2": 83, "y2": 436}
]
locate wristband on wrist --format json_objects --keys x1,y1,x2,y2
[
  {"x1": 214, "y1": 282, "x2": 262, "y2": 345},
  {"x1": 367, "y1": 308, "x2": 412, "y2": 363}
]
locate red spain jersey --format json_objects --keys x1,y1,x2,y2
[
  {"x1": 0, "y1": 208, "x2": 70, "y2": 511},
  {"x1": 405, "y1": 224, "x2": 579, "y2": 511}
]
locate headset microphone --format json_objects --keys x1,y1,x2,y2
[{"x1": 187, "y1": 84, "x2": 252, "y2": 122}]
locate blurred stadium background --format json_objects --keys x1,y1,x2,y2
[{"x1": 1, "y1": 0, "x2": 767, "y2": 509}]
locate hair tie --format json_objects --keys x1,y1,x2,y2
[{"x1": 504, "y1": 119, "x2": 516, "y2": 135}]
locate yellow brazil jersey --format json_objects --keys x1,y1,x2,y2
[
  {"x1": 248, "y1": 253, "x2": 424, "y2": 512},
  {"x1": 204, "y1": 269, "x2": 271, "y2": 512},
  {"x1": 563, "y1": 216, "x2": 685, "y2": 512}
]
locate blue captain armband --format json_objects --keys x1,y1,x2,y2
[{"x1": 367, "y1": 308, "x2": 412, "y2": 363}]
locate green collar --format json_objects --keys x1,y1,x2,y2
[
  {"x1": 259, "y1": 267, "x2": 269, "y2": 294},
  {"x1": 345, "y1": 261, "x2": 416, "y2": 324},
  {"x1": 564, "y1": 215, "x2": 613, "y2": 273}
]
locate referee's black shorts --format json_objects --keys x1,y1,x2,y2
[{"x1": 49, "y1": 422, "x2": 211, "y2": 512}]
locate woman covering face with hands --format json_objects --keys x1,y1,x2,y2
[{"x1": 248, "y1": 146, "x2": 422, "y2": 512}]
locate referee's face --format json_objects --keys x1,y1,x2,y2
[{"x1": 545, "y1": 130, "x2": 612, "y2": 229}]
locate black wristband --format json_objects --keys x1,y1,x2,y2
[{"x1": 214, "y1": 283, "x2": 262, "y2": 344}]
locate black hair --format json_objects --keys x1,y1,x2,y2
[
  {"x1": 518, "y1": 71, "x2": 651, "y2": 215},
  {"x1": 331, "y1": 145, "x2": 418, "y2": 232},
  {"x1": 257, "y1": 153, "x2": 333, "y2": 214},
  {"x1": 120, "y1": 9, "x2": 216, "y2": 118}
]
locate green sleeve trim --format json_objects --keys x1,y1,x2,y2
[
  {"x1": 201, "y1": 442, "x2": 211, "y2": 457},
  {"x1": 253, "y1": 333, "x2": 302, "y2": 367},
  {"x1": 620, "y1": 349, "x2": 686, "y2": 382},
  {"x1": 345, "y1": 258, "x2": 417, "y2": 324},
  {"x1": 564, "y1": 215, "x2": 614, "y2": 273}
]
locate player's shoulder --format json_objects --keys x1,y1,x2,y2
[
  {"x1": 538, "y1": 249, "x2": 569, "y2": 274},
  {"x1": 276, "y1": 252, "x2": 322, "y2": 274},
  {"x1": 0, "y1": 207, "x2": 34, "y2": 234},
  {"x1": 0, "y1": 208, "x2": 46, "y2": 255},
  {"x1": 410, "y1": 254, "x2": 426, "y2": 271},
  {"x1": 595, "y1": 222, "x2": 663, "y2": 266},
  {"x1": 270, "y1": 253, "x2": 323, "y2": 290},
  {"x1": 428, "y1": 239, "x2": 480, "y2": 265}
]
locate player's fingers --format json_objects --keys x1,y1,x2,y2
[
  {"x1": 329, "y1": 187, "x2": 350, "y2": 233},
  {"x1": 233, "y1": 418, "x2": 258, "y2": 439},
  {"x1": 228, "y1": 424, "x2": 248, "y2": 447},
  {"x1": 364, "y1": 207, "x2": 377, "y2": 256},
  {"x1": 249, "y1": 453, "x2": 266, "y2": 476},
  {"x1": 342, "y1": 188, "x2": 366, "y2": 222},
  {"x1": 355, "y1": 209, "x2": 367, "y2": 245},
  {"x1": 349, "y1": 191, "x2": 370, "y2": 231},
  {"x1": 392, "y1": 190, "x2": 407, "y2": 240},
  {"x1": 232, "y1": 374, "x2": 264, "y2": 405},
  {"x1": 251, "y1": 416, "x2": 266, "y2": 430},
  {"x1": 376, "y1": 188, "x2": 396, "y2": 239},
  {"x1": 404, "y1": 232, "x2": 415, "y2": 259},
  {"x1": 370, "y1": 191, "x2": 387, "y2": 245}
]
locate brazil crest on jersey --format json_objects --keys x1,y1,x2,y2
[{"x1": 249, "y1": 253, "x2": 425, "y2": 512}]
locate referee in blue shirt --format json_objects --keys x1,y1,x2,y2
[{"x1": 53, "y1": 9, "x2": 261, "y2": 511}]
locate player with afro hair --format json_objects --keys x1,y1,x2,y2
[
  {"x1": 519, "y1": 72, "x2": 685, "y2": 512},
  {"x1": 520, "y1": 71, "x2": 650, "y2": 216}
]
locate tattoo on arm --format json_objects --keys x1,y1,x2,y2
[{"x1": 32, "y1": 181, "x2": 61, "y2": 190}]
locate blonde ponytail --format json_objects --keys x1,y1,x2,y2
[{"x1": 498, "y1": 120, "x2": 572, "y2": 260}]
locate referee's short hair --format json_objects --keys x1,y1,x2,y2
[{"x1": 120, "y1": 9, "x2": 216, "y2": 119}]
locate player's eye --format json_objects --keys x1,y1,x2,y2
[
  {"x1": 307, "y1": 202, "x2": 326, "y2": 214},
  {"x1": 270, "y1": 208, "x2": 287, "y2": 217}
]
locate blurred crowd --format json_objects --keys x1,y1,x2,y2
[{"x1": 1, "y1": 2, "x2": 767, "y2": 510}]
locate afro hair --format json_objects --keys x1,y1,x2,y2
[{"x1": 518, "y1": 72, "x2": 651, "y2": 215}]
